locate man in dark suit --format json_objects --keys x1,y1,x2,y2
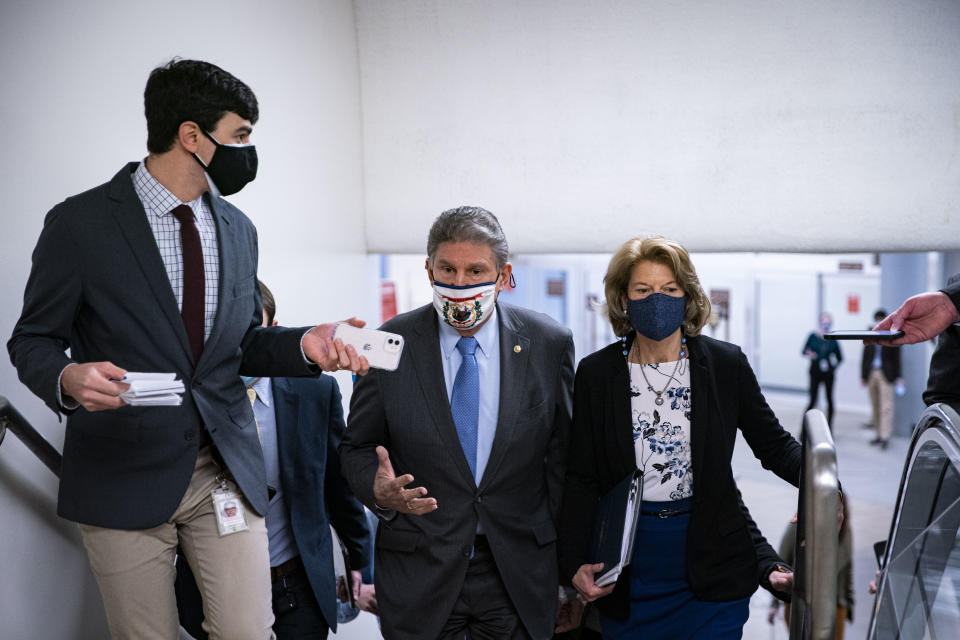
[
  {"x1": 862, "y1": 309, "x2": 902, "y2": 449},
  {"x1": 8, "y1": 59, "x2": 368, "y2": 639},
  {"x1": 340, "y1": 206, "x2": 576, "y2": 640}
]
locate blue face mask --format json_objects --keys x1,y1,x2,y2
[
  {"x1": 626, "y1": 294, "x2": 687, "y2": 341},
  {"x1": 240, "y1": 376, "x2": 258, "y2": 388}
]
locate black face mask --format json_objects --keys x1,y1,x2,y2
[{"x1": 193, "y1": 129, "x2": 258, "y2": 196}]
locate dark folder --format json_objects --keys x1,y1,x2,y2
[{"x1": 588, "y1": 469, "x2": 643, "y2": 587}]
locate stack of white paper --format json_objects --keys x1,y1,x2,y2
[{"x1": 120, "y1": 372, "x2": 185, "y2": 406}]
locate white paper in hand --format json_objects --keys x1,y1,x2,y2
[{"x1": 120, "y1": 372, "x2": 185, "y2": 406}]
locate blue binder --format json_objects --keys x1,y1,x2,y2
[{"x1": 588, "y1": 469, "x2": 643, "y2": 587}]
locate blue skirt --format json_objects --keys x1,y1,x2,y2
[{"x1": 599, "y1": 497, "x2": 750, "y2": 640}]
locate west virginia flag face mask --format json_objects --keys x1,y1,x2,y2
[{"x1": 432, "y1": 280, "x2": 498, "y2": 330}]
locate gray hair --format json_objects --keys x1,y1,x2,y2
[{"x1": 426, "y1": 206, "x2": 510, "y2": 271}]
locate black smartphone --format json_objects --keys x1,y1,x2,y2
[
  {"x1": 873, "y1": 539, "x2": 887, "y2": 568},
  {"x1": 824, "y1": 330, "x2": 904, "y2": 341}
]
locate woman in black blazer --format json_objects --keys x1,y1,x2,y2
[{"x1": 558, "y1": 236, "x2": 800, "y2": 639}]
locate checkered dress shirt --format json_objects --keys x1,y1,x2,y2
[{"x1": 133, "y1": 161, "x2": 219, "y2": 341}]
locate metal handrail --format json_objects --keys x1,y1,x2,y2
[
  {"x1": 0, "y1": 395, "x2": 62, "y2": 477},
  {"x1": 790, "y1": 409, "x2": 840, "y2": 640}
]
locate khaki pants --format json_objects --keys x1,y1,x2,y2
[
  {"x1": 868, "y1": 368, "x2": 894, "y2": 440},
  {"x1": 79, "y1": 448, "x2": 275, "y2": 640},
  {"x1": 784, "y1": 604, "x2": 846, "y2": 640}
]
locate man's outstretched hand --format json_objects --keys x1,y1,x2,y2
[
  {"x1": 372, "y1": 446, "x2": 438, "y2": 515},
  {"x1": 871, "y1": 292, "x2": 958, "y2": 345}
]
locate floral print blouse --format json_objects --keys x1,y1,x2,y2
[{"x1": 628, "y1": 360, "x2": 693, "y2": 502}]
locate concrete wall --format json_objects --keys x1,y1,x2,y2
[
  {"x1": 355, "y1": 0, "x2": 960, "y2": 254},
  {"x1": 0, "y1": 1, "x2": 368, "y2": 637}
]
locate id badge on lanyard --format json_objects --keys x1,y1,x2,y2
[{"x1": 211, "y1": 474, "x2": 249, "y2": 536}]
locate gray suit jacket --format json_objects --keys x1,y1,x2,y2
[
  {"x1": 339, "y1": 302, "x2": 575, "y2": 640},
  {"x1": 8, "y1": 163, "x2": 315, "y2": 529}
]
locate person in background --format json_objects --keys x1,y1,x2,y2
[
  {"x1": 340, "y1": 206, "x2": 576, "y2": 640},
  {"x1": 861, "y1": 309, "x2": 902, "y2": 450},
  {"x1": 239, "y1": 281, "x2": 375, "y2": 638},
  {"x1": 559, "y1": 235, "x2": 799, "y2": 639},
  {"x1": 804, "y1": 312, "x2": 843, "y2": 429},
  {"x1": 7, "y1": 58, "x2": 368, "y2": 639},
  {"x1": 768, "y1": 493, "x2": 853, "y2": 639}
]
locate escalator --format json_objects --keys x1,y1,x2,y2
[{"x1": 868, "y1": 403, "x2": 960, "y2": 639}]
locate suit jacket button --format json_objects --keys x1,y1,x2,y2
[
  {"x1": 475, "y1": 496, "x2": 483, "y2": 504},
  {"x1": 184, "y1": 429, "x2": 195, "y2": 441}
]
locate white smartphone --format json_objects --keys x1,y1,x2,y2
[{"x1": 332, "y1": 324, "x2": 404, "y2": 371}]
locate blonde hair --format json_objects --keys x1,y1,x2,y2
[{"x1": 604, "y1": 236, "x2": 711, "y2": 337}]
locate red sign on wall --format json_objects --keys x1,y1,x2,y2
[
  {"x1": 847, "y1": 294, "x2": 860, "y2": 315},
  {"x1": 381, "y1": 281, "x2": 398, "y2": 322}
]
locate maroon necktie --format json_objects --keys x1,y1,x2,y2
[{"x1": 171, "y1": 205, "x2": 205, "y2": 363}]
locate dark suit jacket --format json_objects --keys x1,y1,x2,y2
[
  {"x1": 272, "y1": 375, "x2": 371, "y2": 631},
  {"x1": 176, "y1": 375, "x2": 372, "y2": 636},
  {"x1": 339, "y1": 302, "x2": 575, "y2": 640},
  {"x1": 558, "y1": 334, "x2": 801, "y2": 620},
  {"x1": 861, "y1": 344, "x2": 901, "y2": 383},
  {"x1": 7, "y1": 163, "x2": 315, "y2": 529},
  {"x1": 925, "y1": 274, "x2": 960, "y2": 412}
]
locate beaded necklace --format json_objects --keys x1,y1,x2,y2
[{"x1": 621, "y1": 334, "x2": 687, "y2": 406}]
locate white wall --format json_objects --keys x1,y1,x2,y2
[
  {"x1": 355, "y1": 0, "x2": 960, "y2": 254},
  {"x1": 0, "y1": 1, "x2": 369, "y2": 637}
]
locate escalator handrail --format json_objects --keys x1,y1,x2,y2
[
  {"x1": 800, "y1": 408, "x2": 840, "y2": 640},
  {"x1": 867, "y1": 402, "x2": 960, "y2": 638},
  {"x1": 0, "y1": 395, "x2": 62, "y2": 477}
]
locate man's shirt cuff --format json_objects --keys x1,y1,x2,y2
[{"x1": 57, "y1": 364, "x2": 80, "y2": 411}]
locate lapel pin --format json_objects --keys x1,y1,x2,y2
[{"x1": 514, "y1": 345, "x2": 522, "y2": 353}]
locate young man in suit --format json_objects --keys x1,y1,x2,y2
[
  {"x1": 340, "y1": 206, "x2": 576, "y2": 640},
  {"x1": 861, "y1": 308, "x2": 902, "y2": 449},
  {"x1": 8, "y1": 59, "x2": 368, "y2": 639}
]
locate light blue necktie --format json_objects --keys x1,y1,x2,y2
[{"x1": 451, "y1": 337, "x2": 480, "y2": 480}]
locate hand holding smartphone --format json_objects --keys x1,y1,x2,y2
[
  {"x1": 823, "y1": 330, "x2": 905, "y2": 341},
  {"x1": 332, "y1": 324, "x2": 404, "y2": 371}
]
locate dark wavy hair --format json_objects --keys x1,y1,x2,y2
[
  {"x1": 144, "y1": 58, "x2": 259, "y2": 154},
  {"x1": 258, "y1": 280, "x2": 276, "y2": 325},
  {"x1": 427, "y1": 206, "x2": 510, "y2": 272}
]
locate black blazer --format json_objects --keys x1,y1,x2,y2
[
  {"x1": 7, "y1": 163, "x2": 315, "y2": 529},
  {"x1": 925, "y1": 274, "x2": 960, "y2": 412},
  {"x1": 861, "y1": 343, "x2": 901, "y2": 383},
  {"x1": 339, "y1": 303, "x2": 575, "y2": 640},
  {"x1": 558, "y1": 334, "x2": 801, "y2": 619}
]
